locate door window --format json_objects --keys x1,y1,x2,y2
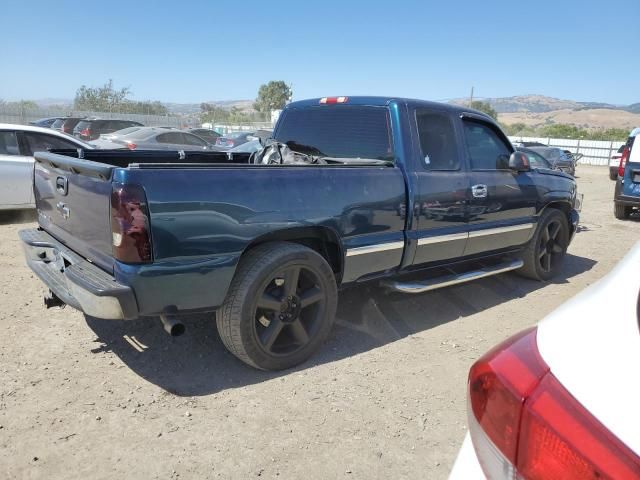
[
  {"x1": 462, "y1": 120, "x2": 511, "y2": 170},
  {"x1": 24, "y1": 133, "x2": 78, "y2": 154},
  {"x1": 156, "y1": 132, "x2": 183, "y2": 144},
  {"x1": 415, "y1": 110, "x2": 459, "y2": 170},
  {"x1": 0, "y1": 131, "x2": 21, "y2": 155},
  {"x1": 182, "y1": 133, "x2": 207, "y2": 146}
]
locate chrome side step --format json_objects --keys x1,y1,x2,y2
[{"x1": 381, "y1": 259, "x2": 524, "y2": 294}]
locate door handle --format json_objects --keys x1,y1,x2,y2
[
  {"x1": 55, "y1": 176, "x2": 68, "y2": 195},
  {"x1": 471, "y1": 184, "x2": 488, "y2": 198}
]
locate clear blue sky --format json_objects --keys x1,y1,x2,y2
[{"x1": 2, "y1": 0, "x2": 638, "y2": 104}]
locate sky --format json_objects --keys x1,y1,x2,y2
[{"x1": 2, "y1": 0, "x2": 639, "y2": 105}]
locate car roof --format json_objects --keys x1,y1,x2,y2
[
  {"x1": 286, "y1": 96, "x2": 492, "y2": 119},
  {"x1": 0, "y1": 123, "x2": 94, "y2": 148}
]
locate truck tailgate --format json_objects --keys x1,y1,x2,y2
[{"x1": 34, "y1": 152, "x2": 115, "y2": 272}]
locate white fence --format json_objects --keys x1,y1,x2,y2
[{"x1": 508, "y1": 136, "x2": 625, "y2": 166}]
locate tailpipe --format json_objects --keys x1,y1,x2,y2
[
  {"x1": 159, "y1": 313, "x2": 185, "y2": 337},
  {"x1": 44, "y1": 290, "x2": 65, "y2": 309}
]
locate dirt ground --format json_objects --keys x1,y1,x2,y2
[{"x1": 1, "y1": 165, "x2": 638, "y2": 480}]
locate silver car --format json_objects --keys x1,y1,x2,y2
[{"x1": 93, "y1": 127, "x2": 215, "y2": 151}]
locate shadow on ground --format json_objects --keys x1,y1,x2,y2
[
  {"x1": 0, "y1": 210, "x2": 37, "y2": 225},
  {"x1": 85, "y1": 253, "x2": 596, "y2": 396}
]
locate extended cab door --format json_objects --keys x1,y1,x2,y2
[
  {"x1": 409, "y1": 108, "x2": 470, "y2": 266},
  {"x1": 0, "y1": 130, "x2": 34, "y2": 207},
  {"x1": 461, "y1": 115, "x2": 537, "y2": 256}
]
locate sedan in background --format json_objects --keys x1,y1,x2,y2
[
  {"x1": 29, "y1": 117, "x2": 65, "y2": 128},
  {"x1": 93, "y1": 127, "x2": 215, "y2": 151},
  {"x1": 515, "y1": 147, "x2": 553, "y2": 170},
  {"x1": 450, "y1": 242, "x2": 640, "y2": 480},
  {"x1": 73, "y1": 119, "x2": 144, "y2": 141},
  {"x1": 52, "y1": 116, "x2": 85, "y2": 135},
  {"x1": 0, "y1": 123, "x2": 94, "y2": 210},
  {"x1": 526, "y1": 146, "x2": 576, "y2": 176},
  {"x1": 214, "y1": 131, "x2": 255, "y2": 150},
  {"x1": 186, "y1": 128, "x2": 221, "y2": 144}
]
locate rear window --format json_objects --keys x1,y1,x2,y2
[
  {"x1": 274, "y1": 106, "x2": 393, "y2": 160},
  {"x1": 51, "y1": 118, "x2": 65, "y2": 128},
  {"x1": 75, "y1": 120, "x2": 91, "y2": 131}
]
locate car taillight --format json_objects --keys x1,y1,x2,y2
[
  {"x1": 110, "y1": 183, "x2": 153, "y2": 263},
  {"x1": 126, "y1": 142, "x2": 137, "y2": 150},
  {"x1": 618, "y1": 146, "x2": 629, "y2": 177},
  {"x1": 468, "y1": 328, "x2": 640, "y2": 480},
  {"x1": 80, "y1": 127, "x2": 91, "y2": 137}
]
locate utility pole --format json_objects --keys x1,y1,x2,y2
[{"x1": 469, "y1": 86, "x2": 474, "y2": 106}]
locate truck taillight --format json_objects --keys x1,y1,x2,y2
[
  {"x1": 468, "y1": 328, "x2": 640, "y2": 480},
  {"x1": 618, "y1": 146, "x2": 629, "y2": 177},
  {"x1": 319, "y1": 96, "x2": 348, "y2": 104},
  {"x1": 110, "y1": 183, "x2": 153, "y2": 263}
]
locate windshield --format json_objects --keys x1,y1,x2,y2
[{"x1": 274, "y1": 106, "x2": 394, "y2": 160}]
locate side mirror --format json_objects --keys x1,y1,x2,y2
[{"x1": 509, "y1": 151, "x2": 530, "y2": 172}]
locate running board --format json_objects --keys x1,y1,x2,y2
[{"x1": 381, "y1": 259, "x2": 524, "y2": 294}]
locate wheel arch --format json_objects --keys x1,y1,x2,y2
[{"x1": 241, "y1": 226, "x2": 344, "y2": 284}]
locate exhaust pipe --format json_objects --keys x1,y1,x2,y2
[
  {"x1": 44, "y1": 290, "x2": 65, "y2": 309},
  {"x1": 159, "y1": 313, "x2": 185, "y2": 337}
]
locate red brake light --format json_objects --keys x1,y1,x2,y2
[
  {"x1": 110, "y1": 184, "x2": 153, "y2": 263},
  {"x1": 618, "y1": 146, "x2": 629, "y2": 177},
  {"x1": 469, "y1": 328, "x2": 640, "y2": 480},
  {"x1": 319, "y1": 96, "x2": 348, "y2": 104},
  {"x1": 126, "y1": 142, "x2": 137, "y2": 150}
]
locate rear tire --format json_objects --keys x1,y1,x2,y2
[
  {"x1": 216, "y1": 242, "x2": 337, "y2": 370},
  {"x1": 614, "y1": 203, "x2": 631, "y2": 220},
  {"x1": 518, "y1": 209, "x2": 569, "y2": 281}
]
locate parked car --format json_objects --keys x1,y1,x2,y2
[
  {"x1": 19, "y1": 96, "x2": 580, "y2": 371},
  {"x1": 29, "y1": 117, "x2": 65, "y2": 128},
  {"x1": 98, "y1": 126, "x2": 173, "y2": 142},
  {"x1": 94, "y1": 127, "x2": 215, "y2": 151},
  {"x1": 515, "y1": 147, "x2": 553, "y2": 169},
  {"x1": 73, "y1": 119, "x2": 143, "y2": 141},
  {"x1": 609, "y1": 144, "x2": 626, "y2": 180},
  {"x1": 0, "y1": 123, "x2": 93, "y2": 210},
  {"x1": 526, "y1": 146, "x2": 576, "y2": 176},
  {"x1": 228, "y1": 139, "x2": 262, "y2": 153},
  {"x1": 52, "y1": 117, "x2": 85, "y2": 135},
  {"x1": 613, "y1": 129, "x2": 640, "y2": 219},
  {"x1": 186, "y1": 128, "x2": 221, "y2": 144},
  {"x1": 214, "y1": 131, "x2": 255, "y2": 150},
  {"x1": 450, "y1": 242, "x2": 640, "y2": 480}
]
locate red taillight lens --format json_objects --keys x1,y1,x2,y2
[
  {"x1": 110, "y1": 184, "x2": 152, "y2": 263},
  {"x1": 618, "y1": 146, "x2": 629, "y2": 177},
  {"x1": 319, "y1": 96, "x2": 348, "y2": 104},
  {"x1": 469, "y1": 328, "x2": 549, "y2": 461},
  {"x1": 126, "y1": 142, "x2": 137, "y2": 150},
  {"x1": 469, "y1": 328, "x2": 640, "y2": 480},
  {"x1": 80, "y1": 127, "x2": 91, "y2": 137}
]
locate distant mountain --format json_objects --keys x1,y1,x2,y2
[{"x1": 449, "y1": 94, "x2": 637, "y2": 114}]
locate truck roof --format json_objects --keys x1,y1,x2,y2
[{"x1": 286, "y1": 96, "x2": 491, "y2": 119}]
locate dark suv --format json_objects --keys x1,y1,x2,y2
[
  {"x1": 52, "y1": 117, "x2": 85, "y2": 135},
  {"x1": 73, "y1": 119, "x2": 143, "y2": 141}
]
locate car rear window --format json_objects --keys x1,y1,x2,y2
[
  {"x1": 274, "y1": 106, "x2": 394, "y2": 160},
  {"x1": 75, "y1": 120, "x2": 91, "y2": 130},
  {"x1": 51, "y1": 119, "x2": 65, "y2": 128}
]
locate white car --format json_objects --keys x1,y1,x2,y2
[
  {"x1": 450, "y1": 243, "x2": 640, "y2": 479},
  {"x1": 0, "y1": 123, "x2": 93, "y2": 210}
]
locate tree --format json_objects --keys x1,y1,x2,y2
[
  {"x1": 73, "y1": 80, "x2": 167, "y2": 115},
  {"x1": 469, "y1": 100, "x2": 498, "y2": 120},
  {"x1": 254, "y1": 81, "x2": 292, "y2": 114}
]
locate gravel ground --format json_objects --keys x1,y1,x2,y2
[{"x1": 1, "y1": 165, "x2": 638, "y2": 480}]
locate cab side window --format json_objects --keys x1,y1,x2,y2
[
  {"x1": 415, "y1": 110, "x2": 459, "y2": 170},
  {"x1": 0, "y1": 131, "x2": 20, "y2": 155},
  {"x1": 462, "y1": 120, "x2": 511, "y2": 170},
  {"x1": 24, "y1": 133, "x2": 78, "y2": 154}
]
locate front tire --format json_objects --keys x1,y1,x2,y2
[
  {"x1": 216, "y1": 242, "x2": 337, "y2": 370},
  {"x1": 518, "y1": 209, "x2": 569, "y2": 281}
]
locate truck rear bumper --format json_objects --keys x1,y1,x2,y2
[{"x1": 19, "y1": 228, "x2": 138, "y2": 320}]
